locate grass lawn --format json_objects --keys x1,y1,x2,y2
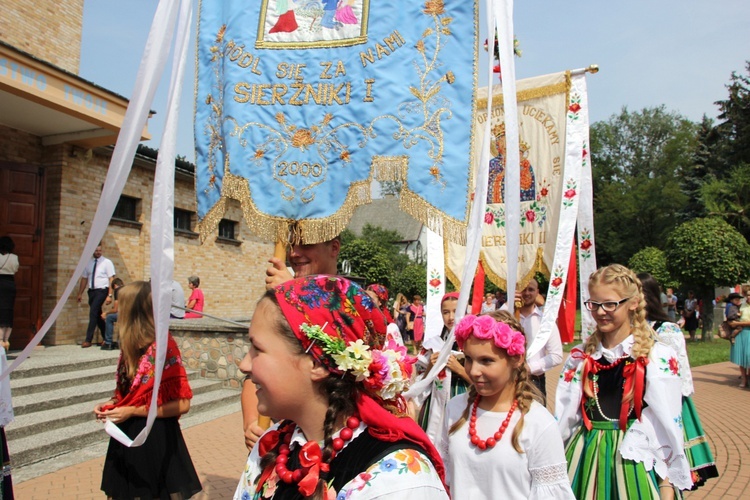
[{"x1": 562, "y1": 310, "x2": 730, "y2": 367}]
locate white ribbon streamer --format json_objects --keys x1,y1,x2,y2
[
  {"x1": 405, "y1": 0, "x2": 498, "y2": 399},
  {"x1": 0, "y1": 0, "x2": 184, "y2": 385},
  {"x1": 528, "y1": 73, "x2": 587, "y2": 358},
  {"x1": 422, "y1": 228, "x2": 446, "y2": 352}
]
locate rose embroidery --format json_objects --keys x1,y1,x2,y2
[
  {"x1": 564, "y1": 189, "x2": 576, "y2": 199},
  {"x1": 580, "y1": 239, "x2": 592, "y2": 250},
  {"x1": 551, "y1": 277, "x2": 563, "y2": 288},
  {"x1": 484, "y1": 212, "x2": 495, "y2": 224},
  {"x1": 668, "y1": 357, "x2": 679, "y2": 375},
  {"x1": 525, "y1": 210, "x2": 536, "y2": 223}
]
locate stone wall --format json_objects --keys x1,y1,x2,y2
[
  {"x1": 1, "y1": 0, "x2": 83, "y2": 73},
  {"x1": 170, "y1": 319, "x2": 250, "y2": 389}
]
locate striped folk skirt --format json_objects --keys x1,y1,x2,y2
[
  {"x1": 682, "y1": 396, "x2": 718, "y2": 489},
  {"x1": 566, "y1": 421, "x2": 660, "y2": 499}
]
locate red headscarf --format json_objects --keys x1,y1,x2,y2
[
  {"x1": 274, "y1": 275, "x2": 446, "y2": 485},
  {"x1": 367, "y1": 283, "x2": 394, "y2": 323}
]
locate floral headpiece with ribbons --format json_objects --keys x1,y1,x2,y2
[
  {"x1": 275, "y1": 275, "x2": 415, "y2": 401},
  {"x1": 454, "y1": 314, "x2": 526, "y2": 356}
]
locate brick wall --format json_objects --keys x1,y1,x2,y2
[
  {"x1": 0, "y1": 0, "x2": 83, "y2": 73},
  {"x1": 2, "y1": 125, "x2": 269, "y2": 345}
]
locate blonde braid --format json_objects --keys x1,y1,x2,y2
[
  {"x1": 587, "y1": 264, "x2": 655, "y2": 403},
  {"x1": 510, "y1": 360, "x2": 539, "y2": 454}
]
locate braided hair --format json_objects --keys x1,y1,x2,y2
[
  {"x1": 257, "y1": 292, "x2": 358, "y2": 500},
  {"x1": 448, "y1": 311, "x2": 539, "y2": 453},
  {"x1": 583, "y1": 264, "x2": 654, "y2": 401}
]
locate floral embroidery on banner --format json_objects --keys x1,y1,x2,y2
[
  {"x1": 484, "y1": 205, "x2": 505, "y2": 228},
  {"x1": 562, "y1": 178, "x2": 577, "y2": 209},
  {"x1": 567, "y1": 93, "x2": 582, "y2": 121},
  {"x1": 579, "y1": 227, "x2": 593, "y2": 260},
  {"x1": 547, "y1": 265, "x2": 566, "y2": 298},
  {"x1": 428, "y1": 269, "x2": 442, "y2": 296}
]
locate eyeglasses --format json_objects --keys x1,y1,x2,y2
[{"x1": 583, "y1": 297, "x2": 633, "y2": 312}]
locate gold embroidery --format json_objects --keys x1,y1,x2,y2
[{"x1": 445, "y1": 246, "x2": 549, "y2": 291}]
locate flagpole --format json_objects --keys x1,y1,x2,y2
[{"x1": 571, "y1": 64, "x2": 599, "y2": 76}]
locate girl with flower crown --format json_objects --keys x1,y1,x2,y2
[
  {"x1": 234, "y1": 275, "x2": 448, "y2": 500},
  {"x1": 556, "y1": 265, "x2": 693, "y2": 499},
  {"x1": 439, "y1": 310, "x2": 574, "y2": 499}
]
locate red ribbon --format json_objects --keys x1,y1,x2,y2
[
  {"x1": 258, "y1": 430, "x2": 280, "y2": 457},
  {"x1": 580, "y1": 353, "x2": 595, "y2": 431},
  {"x1": 297, "y1": 441, "x2": 328, "y2": 496},
  {"x1": 620, "y1": 356, "x2": 648, "y2": 430}
]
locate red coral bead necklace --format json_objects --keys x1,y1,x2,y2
[{"x1": 469, "y1": 394, "x2": 517, "y2": 450}]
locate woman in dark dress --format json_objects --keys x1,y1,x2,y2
[{"x1": 94, "y1": 281, "x2": 201, "y2": 499}]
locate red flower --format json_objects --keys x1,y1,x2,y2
[
  {"x1": 668, "y1": 357, "x2": 679, "y2": 375},
  {"x1": 429, "y1": 278, "x2": 441, "y2": 288},
  {"x1": 525, "y1": 210, "x2": 536, "y2": 222},
  {"x1": 551, "y1": 277, "x2": 563, "y2": 288},
  {"x1": 564, "y1": 189, "x2": 576, "y2": 199},
  {"x1": 580, "y1": 239, "x2": 592, "y2": 250},
  {"x1": 564, "y1": 369, "x2": 575, "y2": 382},
  {"x1": 484, "y1": 212, "x2": 495, "y2": 224},
  {"x1": 569, "y1": 103, "x2": 581, "y2": 113},
  {"x1": 540, "y1": 187, "x2": 549, "y2": 197}
]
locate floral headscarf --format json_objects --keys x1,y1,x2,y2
[
  {"x1": 273, "y1": 275, "x2": 446, "y2": 484},
  {"x1": 366, "y1": 283, "x2": 394, "y2": 323}
]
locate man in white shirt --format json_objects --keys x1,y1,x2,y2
[
  {"x1": 77, "y1": 244, "x2": 116, "y2": 348},
  {"x1": 503, "y1": 279, "x2": 563, "y2": 403}
]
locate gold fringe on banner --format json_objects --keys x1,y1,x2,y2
[
  {"x1": 196, "y1": 163, "x2": 373, "y2": 245},
  {"x1": 476, "y1": 79, "x2": 571, "y2": 110},
  {"x1": 445, "y1": 246, "x2": 549, "y2": 292},
  {"x1": 399, "y1": 189, "x2": 468, "y2": 246}
]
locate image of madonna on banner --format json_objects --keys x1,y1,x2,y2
[{"x1": 446, "y1": 71, "x2": 571, "y2": 292}]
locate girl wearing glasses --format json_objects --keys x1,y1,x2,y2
[{"x1": 555, "y1": 264, "x2": 692, "y2": 498}]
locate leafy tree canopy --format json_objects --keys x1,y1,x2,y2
[
  {"x1": 665, "y1": 217, "x2": 750, "y2": 288},
  {"x1": 590, "y1": 106, "x2": 698, "y2": 265},
  {"x1": 628, "y1": 247, "x2": 676, "y2": 288}
]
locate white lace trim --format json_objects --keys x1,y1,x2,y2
[{"x1": 529, "y1": 462, "x2": 569, "y2": 485}]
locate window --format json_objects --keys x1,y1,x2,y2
[
  {"x1": 218, "y1": 219, "x2": 237, "y2": 240},
  {"x1": 174, "y1": 208, "x2": 193, "y2": 232},
  {"x1": 113, "y1": 195, "x2": 138, "y2": 222}
]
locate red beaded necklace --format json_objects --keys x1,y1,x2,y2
[
  {"x1": 273, "y1": 416, "x2": 361, "y2": 494},
  {"x1": 468, "y1": 395, "x2": 518, "y2": 450}
]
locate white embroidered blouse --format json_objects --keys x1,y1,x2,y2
[
  {"x1": 440, "y1": 395, "x2": 574, "y2": 499},
  {"x1": 554, "y1": 335, "x2": 693, "y2": 491}
]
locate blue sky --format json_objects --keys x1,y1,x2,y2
[{"x1": 80, "y1": 0, "x2": 750, "y2": 161}]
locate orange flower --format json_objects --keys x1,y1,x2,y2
[
  {"x1": 291, "y1": 129, "x2": 314, "y2": 149},
  {"x1": 254, "y1": 149, "x2": 265, "y2": 160},
  {"x1": 340, "y1": 150, "x2": 351, "y2": 162},
  {"x1": 394, "y1": 449, "x2": 425, "y2": 474},
  {"x1": 430, "y1": 166, "x2": 440, "y2": 177},
  {"x1": 423, "y1": 0, "x2": 445, "y2": 15}
]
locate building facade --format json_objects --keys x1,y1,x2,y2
[{"x1": 1, "y1": 0, "x2": 270, "y2": 347}]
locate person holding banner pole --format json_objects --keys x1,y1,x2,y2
[{"x1": 243, "y1": 237, "x2": 341, "y2": 451}]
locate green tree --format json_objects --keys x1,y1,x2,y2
[
  {"x1": 391, "y1": 264, "x2": 427, "y2": 300},
  {"x1": 338, "y1": 239, "x2": 394, "y2": 287},
  {"x1": 590, "y1": 106, "x2": 698, "y2": 264},
  {"x1": 701, "y1": 165, "x2": 750, "y2": 240},
  {"x1": 628, "y1": 247, "x2": 676, "y2": 288},
  {"x1": 665, "y1": 218, "x2": 750, "y2": 340}
]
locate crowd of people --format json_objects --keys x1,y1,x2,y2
[{"x1": 1, "y1": 233, "x2": 727, "y2": 498}]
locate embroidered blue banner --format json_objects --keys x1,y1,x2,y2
[{"x1": 195, "y1": 0, "x2": 478, "y2": 243}]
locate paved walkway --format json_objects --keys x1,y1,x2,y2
[{"x1": 14, "y1": 361, "x2": 749, "y2": 498}]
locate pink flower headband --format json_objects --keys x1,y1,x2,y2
[{"x1": 454, "y1": 314, "x2": 526, "y2": 357}]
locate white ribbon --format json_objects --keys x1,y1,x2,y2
[
  {"x1": 422, "y1": 228, "x2": 446, "y2": 352},
  {"x1": 528, "y1": 72, "x2": 587, "y2": 358},
  {"x1": 405, "y1": 0, "x2": 501, "y2": 399}
]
